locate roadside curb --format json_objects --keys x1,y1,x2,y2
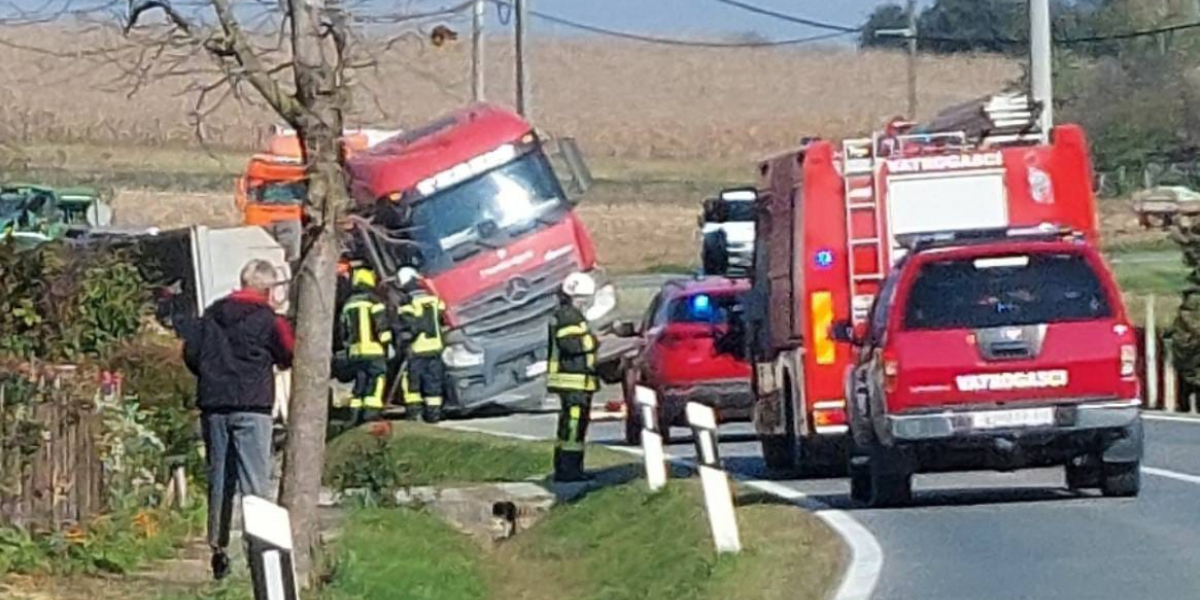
[{"x1": 441, "y1": 422, "x2": 883, "y2": 600}]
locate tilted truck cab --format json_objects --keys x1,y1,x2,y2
[
  {"x1": 345, "y1": 103, "x2": 614, "y2": 414},
  {"x1": 744, "y1": 93, "x2": 1106, "y2": 475}
]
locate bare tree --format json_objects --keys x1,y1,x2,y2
[{"x1": 122, "y1": 0, "x2": 350, "y2": 581}]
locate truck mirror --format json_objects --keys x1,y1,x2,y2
[
  {"x1": 613, "y1": 320, "x2": 638, "y2": 338},
  {"x1": 830, "y1": 319, "x2": 862, "y2": 344}
]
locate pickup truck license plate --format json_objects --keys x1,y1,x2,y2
[{"x1": 971, "y1": 407, "x2": 1055, "y2": 430}]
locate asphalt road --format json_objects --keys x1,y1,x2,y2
[{"x1": 449, "y1": 410, "x2": 1200, "y2": 600}]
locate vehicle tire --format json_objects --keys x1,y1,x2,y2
[
  {"x1": 624, "y1": 405, "x2": 643, "y2": 446},
  {"x1": 849, "y1": 456, "x2": 871, "y2": 504},
  {"x1": 867, "y1": 449, "x2": 912, "y2": 508},
  {"x1": 622, "y1": 367, "x2": 642, "y2": 446},
  {"x1": 1065, "y1": 457, "x2": 1101, "y2": 491},
  {"x1": 1100, "y1": 461, "x2": 1141, "y2": 498},
  {"x1": 761, "y1": 433, "x2": 798, "y2": 473}
]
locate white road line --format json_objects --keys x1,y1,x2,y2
[
  {"x1": 1143, "y1": 413, "x2": 1200, "y2": 425},
  {"x1": 442, "y1": 422, "x2": 883, "y2": 600},
  {"x1": 1143, "y1": 466, "x2": 1200, "y2": 486}
]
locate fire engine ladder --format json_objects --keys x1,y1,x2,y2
[{"x1": 841, "y1": 138, "x2": 885, "y2": 321}]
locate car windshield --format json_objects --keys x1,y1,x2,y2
[
  {"x1": 903, "y1": 252, "x2": 1113, "y2": 330},
  {"x1": 706, "y1": 201, "x2": 755, "y2": 223},
  {"x1": 0, "y1": 196, "x2": 25, "y2": 218},
  {"x1": 254, "y1": 181, "x2": 307, "y2": 205},
  {"x1": 406, "y1": 149, "x2": 569, "y2": 270},
  {"x1": 667, "y1": 291, "x2": 741, "y2": 325}
]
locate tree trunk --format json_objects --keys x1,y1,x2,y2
[{"x1": 277, "y1": 0, "x2": 348, "y2": 581}]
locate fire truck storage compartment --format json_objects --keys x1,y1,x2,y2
[{"x1": 886, "y1": 170, "x2": 1009, "y2": 260}]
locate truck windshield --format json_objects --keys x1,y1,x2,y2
[
  {"x1": 903, "y1": 252, "x2": 1112, "y2": 330},
  {"x1": 407, "y1": 149, "x2": 569, "y2": 269},
  {"x1": 254, "y1": 182, "x2": 307, "y2": 205}
]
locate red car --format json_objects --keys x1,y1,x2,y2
[
  {"x1": 836, "y1": 228, "x2": 1142, "y2": 507},
  {"x1": 614, "y1": 276, "x2": 753, "y2": 445}
]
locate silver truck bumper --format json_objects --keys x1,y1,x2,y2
[{"x1": 887, "y1": 399, "x2": 1142, "y2": 442}]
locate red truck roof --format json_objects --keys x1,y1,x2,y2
[{"x1": 346, "y1": 103, "x2": 533, "y2": 205}]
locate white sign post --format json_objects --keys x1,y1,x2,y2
[
  {"x1": 243, "y1": 496, "x2": 300, "y2": 600},
  {"x1": 686, "y1": 402, "x2": 741, "y2": 554},
  {"x1": 635, "y1": 385, "x2": 668, "y2": 492}
]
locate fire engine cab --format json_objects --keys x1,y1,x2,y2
[{"x1": 743, "y1": 94, "x2": 1116, "y2": 476}]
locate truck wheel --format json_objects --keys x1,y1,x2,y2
[
  {"x1": 1101, "y1": 461, "x2": 1141, "y2": 498},
  {"x1": 867, "y1": 449, "x2": 912, "y2": 508},
  {"x1": 849, "y1": 455, "x2": 871, "y2": 504},
  {"x1": 761, "y1": 433, "x2": 798, "y2": 474},
  {"x1": 1065, "y1": 456, "x2": 1101, "y2": 491}
]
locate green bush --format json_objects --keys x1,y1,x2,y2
[{"x1": 0, "y1": 238, "x2": 149, "y2": 361}]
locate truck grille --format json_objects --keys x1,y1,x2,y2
[{"x1": 454, "y1": 255, "x2": 580, "y2": 338}]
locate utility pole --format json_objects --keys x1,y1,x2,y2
[
  {"x1": 875, "y1": 2, "x2": 918, "y2": 120},
  {"x1": 515, "y1": 0, "x2": 529, "y2": 117},
  {"x1": 472, "y1": 0, "x2": 485, "y2": 102},
  {"x1": 905, "y1": 0, "x2": 918, "y2": 119},
  {"x1": 1030, "y1": 0, "x2": 1053, "y2": 136}
]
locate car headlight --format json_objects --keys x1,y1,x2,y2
[
  {"x1": 442, "y1": 344, "x2": 485, "y2": 368},
  {"x1": 585, "y1": 283, "x2": 617, "y2": 322}
]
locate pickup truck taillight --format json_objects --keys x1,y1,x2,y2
[
  {"x1": 1120, "y1": 343, "x2": 1137, "y2": 378},
  {"x1": 883, "y1": 351, "x2": 900, "y2": 394}
]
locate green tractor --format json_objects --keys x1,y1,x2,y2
[{"x1": 0, "y1": 184, "x2": 113, "y2": 248}]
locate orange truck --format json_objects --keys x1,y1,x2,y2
[{"x1": 235, "y1": 127, "x2": 401, "y2": 260}]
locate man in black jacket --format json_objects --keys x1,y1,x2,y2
[{"x1": 183, "y1": 259, "x2": 294, "y2": 581}]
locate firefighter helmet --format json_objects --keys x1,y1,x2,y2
[
  {"x1": 397, "y1": 266, "x2": 420, "y2": 287},
  {"x1": 562, "y1": 272, "x2": 597, "y2": 298},
  {"x1": 351, "y1": 267, "x2": 377, "y2": 289}
]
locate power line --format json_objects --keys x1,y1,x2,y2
[
  {"x1": 706, "y1": 0, "x2": 860, "y2": 33},
  {"x1": 895, "y1": 20, "x2": 1200, "y2": 46},
  {"x1": 495, "y1": 2, "x2": 853, "y2": 48}
]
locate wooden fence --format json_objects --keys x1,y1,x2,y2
[{"x1": 0, "y1": 375, "x2": 106, "y2": 531}]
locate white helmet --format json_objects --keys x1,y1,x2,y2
[
  {"x1": 562, "y1": 272, "x2": 596, "y2": 298},
  {"x1": 397, "y1": 267, "x2": 419, "y2": 286}
]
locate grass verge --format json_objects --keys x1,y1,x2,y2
[{"x1": 148, "y1": 422, "x2": 844, "y2": 600}]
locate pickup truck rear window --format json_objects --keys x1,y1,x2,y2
[{"x1": 903, "y1": 252, "x2": 1112, "y2": 330}]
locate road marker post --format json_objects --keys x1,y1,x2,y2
[
  {"x1": 1165, "y1": 341, "x2": 1179, "y2": 413},
  {"x1": 686, "y1": 402, "x2": 741, "y2": 554},
  {"x1": 635, "y1": 385, "x2": 668, "y2": 492},
  {"x1": 243, "y1": 496, "x2": 299, "y2": 600},
  {"x1": 1147, "y1": 295, "x2": 1159, "y2": 410}
]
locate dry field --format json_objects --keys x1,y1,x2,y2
[{"x1": 0, "y1": 25, "x2": 1018, "y2": 162}]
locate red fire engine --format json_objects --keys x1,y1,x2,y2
[
  {"x1": 745, "y1": 94, "x2": 1101, "y2": 472},
  {"x1": 345, "y1": 103, "x2": 613, "y2": 414}
]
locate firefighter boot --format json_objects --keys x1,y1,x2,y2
[
  {"x1": 554, "y1": 450, "x2": 592, "y2": 483},
  {"x1": 404, "y1": 403, "x2": 423, "y2": 421},
  {"x1": 423, "y1": 404, "x2": 443, "y2": 424}
]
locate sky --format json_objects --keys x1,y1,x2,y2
[{"x1": 425, "y1": 0, "x2": 938, "y2": 44}]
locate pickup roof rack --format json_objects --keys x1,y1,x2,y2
[{"x1": 899, "y1": 223, "x2": 1084, "y2": 254}]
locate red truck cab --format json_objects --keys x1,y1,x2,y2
[
  {"x1": 837, "y1": 227, "x2": 1141, "y2": 507},
  {"x1": 345, "y1": 103, "x2": 613, "y2": 414}
]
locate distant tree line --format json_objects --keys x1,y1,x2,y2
[{"x1": 861, "y1": 0, "x2": 1200, "y2": 179}]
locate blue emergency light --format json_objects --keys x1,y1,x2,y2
[
  {"x1": 690, "y1": 294, "x2": 713, "y2": 318},
  {"x1": 815, "y1": 249, "x2": 834, "y2": 269}
]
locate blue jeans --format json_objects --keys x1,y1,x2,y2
[{"x1": 201, "y1": 411, "x2": 273, "y2": 551}]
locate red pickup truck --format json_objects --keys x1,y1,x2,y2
[{"x1": 834, "y1": 227, "x2": 1142, "y2": 507}]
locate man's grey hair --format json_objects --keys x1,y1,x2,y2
[{"x1": 240, "y1": 259, "x2": 281, "y2": 293}]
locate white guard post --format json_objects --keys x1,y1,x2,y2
[
  {"x1": 686, "y1": 402, "x2": 741, "y2": 554},
  {"x1": 635, "y1": 385, "x2": 668, "y2": 491},
  {"x1": 243, "y1": 495, "x2": 300, "y2": 600}
]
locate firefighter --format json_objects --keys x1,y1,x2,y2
[
  {"x1": 396, "y1": 267, "x2": 449, "y2": 423},
  {"x1": 338, "y1": 267, "x2": 393, "y2": 425},
  {"x1": 548, "y1": 272, "x2": 600, "y2": 482}
]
